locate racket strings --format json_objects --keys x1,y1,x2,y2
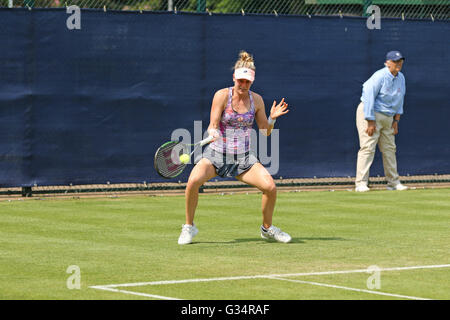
[{"x1": 154, "y1": 142, "x2": 186, "y2": 178}]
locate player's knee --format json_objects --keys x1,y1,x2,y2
[
  {"x1": 262, "y1": 182, "x2": 277, "y2": 195},
  {"x1": 187, "y1": 175, "x2": 204, "y2": 190}
]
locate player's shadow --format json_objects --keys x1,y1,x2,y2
[
  {"x1": 196, "y1": 237, "x2": 346, "y2": 244},
  {"x1": 291, "y1": 237, "x2": 348, "y2": 243}
]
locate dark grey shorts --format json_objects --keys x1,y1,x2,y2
[{"x1": 203, "y1": 145, "x2": 259, "y2": 178}]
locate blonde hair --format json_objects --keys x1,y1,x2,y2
[{"x1": 233, "y1": 50, "x2": 255, "y2": 71}]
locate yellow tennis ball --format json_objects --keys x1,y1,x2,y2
[{"x1": 179, "y1": 154, "x2": 190, "y2": 164}]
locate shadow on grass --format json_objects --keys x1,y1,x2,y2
[{"x1": 195, "y1": 237, "x2": 347, "y2": 245}]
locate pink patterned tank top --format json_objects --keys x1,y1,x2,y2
[{"x1": 210, "y1": 87, "x2": 255, "y2": 154}]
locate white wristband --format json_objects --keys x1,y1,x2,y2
[
  {"x1": 208, "y1": 128, "x2": 220, "y2": 138},
  {"x1": 268, "y1": 116, "x2": 276, "y2": 126}
]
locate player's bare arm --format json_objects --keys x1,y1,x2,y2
[
  {"x1": 254, "y1": 93, "x2": 289, "y2": 136},
  {"x1": 208, "y1": 88, "x2": 228, "y2": 140}
]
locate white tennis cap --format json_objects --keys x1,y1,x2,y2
[{"x1": 234, "y1": 67, "x2": 255, "y2": 82}]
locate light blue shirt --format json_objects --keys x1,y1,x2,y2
[{"x1": 360, "y1": 67, "x2": 406, "y2": 120}]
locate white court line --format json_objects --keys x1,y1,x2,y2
[
  {"x1": 268, "y1": 277, "x2": 431, "y2": 300},
  {"x1": 91, "y1": 264, "x2": 450, "y2": 288},
  {"x1": 90, "y1": 285, "x2": 182, "y2": 300},
  {"x1": 89, "y1": 264, "x2": 450, "y2": 300}
]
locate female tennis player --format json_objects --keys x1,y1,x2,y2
[{"x1": 178, "y1": 51, "x2": 291, "y2": 245}]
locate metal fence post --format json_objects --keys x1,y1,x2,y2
[
  {"x1": 197, "y1": 0, "x2": 206, "y2": 12},
  {"x1": 23, "y1": 0, "x2": 34, "y2": 8},
  {"x1": 22, "y1": 186, "x2": 32, "y2": 197},
  {"x1": 363, "y1": 0, "x2": 373, "y2": 17}
]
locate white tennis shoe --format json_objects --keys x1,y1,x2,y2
[
  {"x1": 355, "y1": 184, "x2": 370, "y2": 192},
  {"x1": 387, "y1": 183, "x2": 408, "y2": 191},
  {"x1": 178, "y1": 224, "x2": 198, "y2": 245},
  {"x1": 261, "y1": 225, "x2": 292, "y2": 243}
]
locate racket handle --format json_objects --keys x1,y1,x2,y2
[{"x1": 200, "y1": 135, "x2": 214, "y2": 146}]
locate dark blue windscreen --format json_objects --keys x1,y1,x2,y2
[{"x1": 0, "y1": 9, "x2": 449, "y2": 187}]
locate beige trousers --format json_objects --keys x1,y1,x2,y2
[{"x1": 355, "y1": 102, "x2": 400, "y2": 187}]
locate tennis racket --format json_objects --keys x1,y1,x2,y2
[{"x1": 154, "y1": 135, "x2": 214, "y2": 179}]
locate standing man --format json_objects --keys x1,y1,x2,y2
[{"x1": 355, "y1": 50, "x2": 408, "y2": 192}]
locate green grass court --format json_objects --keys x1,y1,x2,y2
[{"x1": 1, "y1": 188, "x2": 449, "y2": 300}]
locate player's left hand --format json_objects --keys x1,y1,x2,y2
[{"x1": 270, "y1": 98, "x2": 289, "y2": 119}]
